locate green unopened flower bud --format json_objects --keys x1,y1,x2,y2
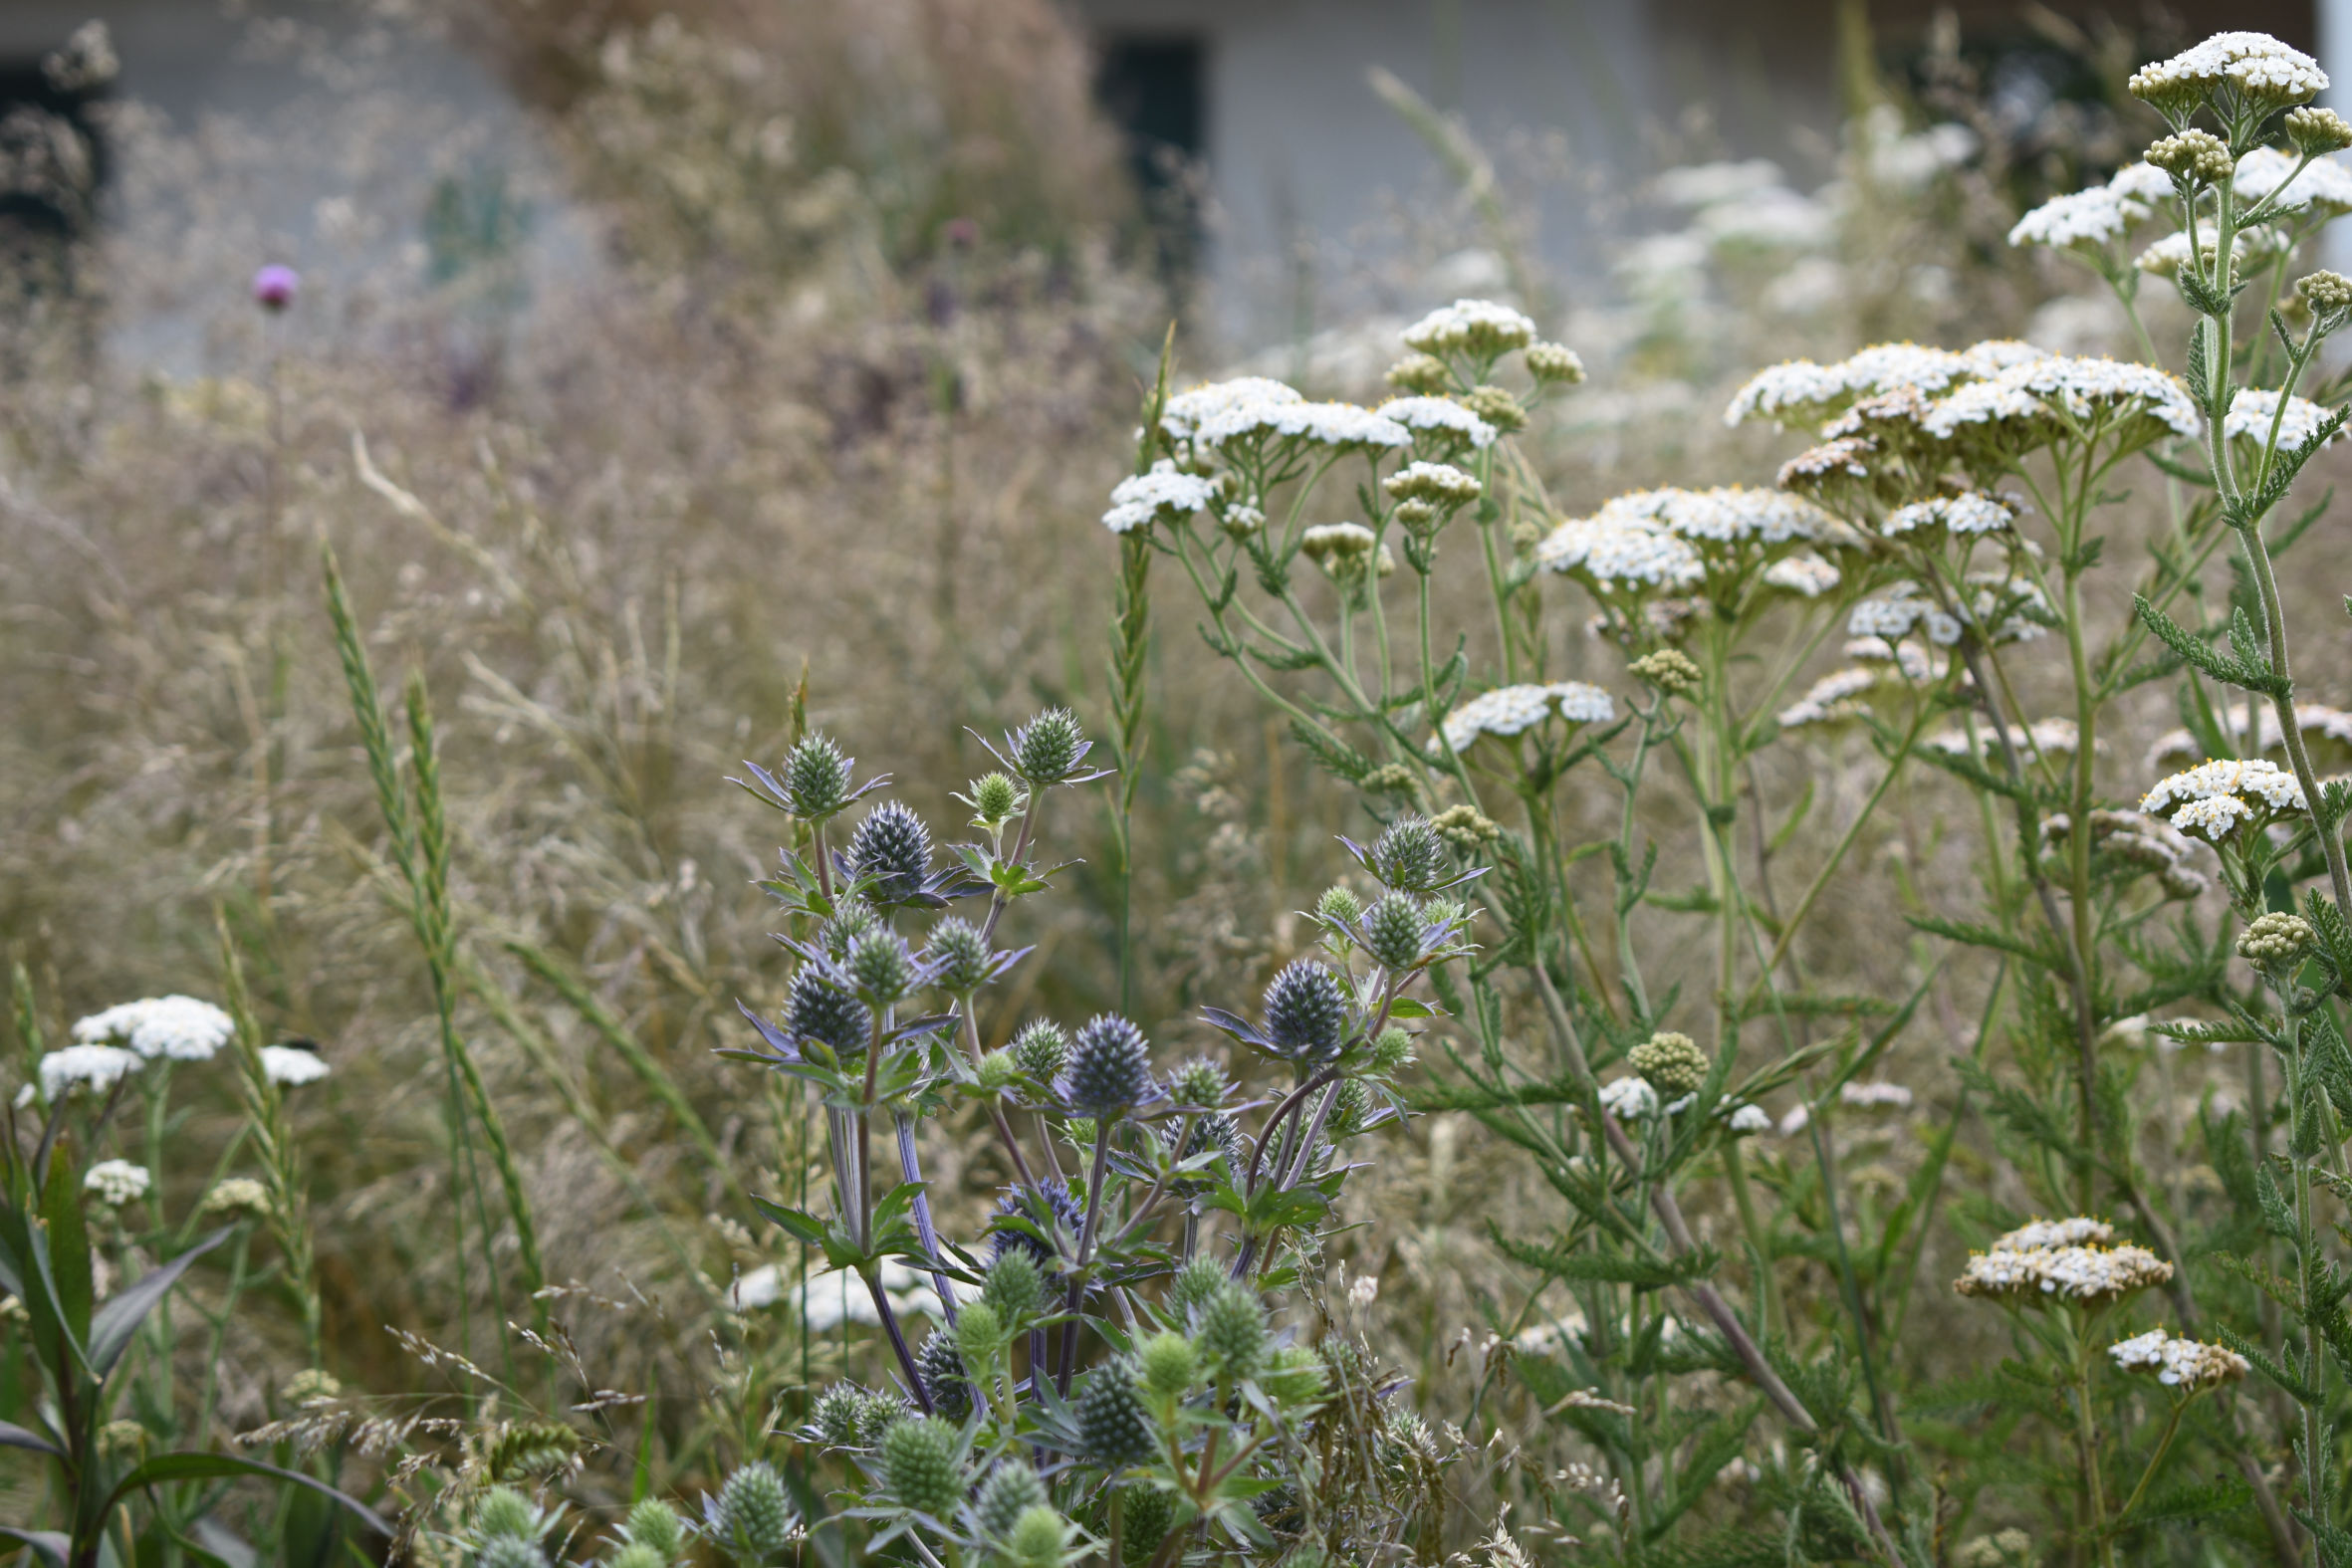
[
  {"x1": 781, "y1": 734, "x2": 853, "y2": 820},
  {"x1": 926, "y1": 917, "x2": 994, "y2": 996},
  {"x1": 880, "y1": 1418, "x2": 967, "y2": 1517},
  {"x1": 974, "y1": 1460, "x2": 1050, "y2": 1542},
  {"x1": 1420, "y1": 897, "x2": 1465, "y2": 931},
  {"x1": 475, "y1": 1538, "x2": 550, "y2": 1568},
  {"x1": 1168, "y1": 1256, "x2": 1224, "y2": 1318},
  {"x1": 1168, "y1": 1057, "x2": 1230, "y2": 1106},
  {"x1": 95, "y1": 1420, "x2": 146, "y2": 1460},
  {"x1": 472, "y1": 1487, "x2": 539, "y2": 1540},
  {"x1": 1139, "y1": 1330, "x2": 1198, "y2": 1398},
  {"x1": 2300, "y1": 270, "x2": 2352, "y2": 315},
  {"x1": 968, "y1": 772, "x2": 1024, "y2": 822},
  {"x1": 983, "y1": 1248, "x2": 1046, "y2": 1323},
  {"x1": 819, "y1": 898, "x2": 882, "y2": 962},
  {"x1": 1316, "y1": 885, "x2": 1364, "y2": 928},
  {"x1": 1629, "y1": 1030, "x2": 1710, "y2": 1097},
  {"x1": 2147, "y1": 129, "x2": 2232, "y2": 184},
  {"x1": 621, "y1": 1495, "x2": 686, "y2": 1558},
  {"x1": 1262, "y1": 1343, "x2": 1328, "y2": 1405},
  {"x1": 955, "y1": 1300, "x2": 1005, "y2": 1365},
  {"x1": 1011, "y1": 708, "x2": 1088, "y2": 785},
  {"x1": 1011, "y1": 1021, "x2": 1069, "y2": 1085},
  {"x1": 1363, "y1": 892, "x2": 1428, "y2": 970},
  {"x1": 1005, "y1": 1504, "x2": 1077, "y2": 1568},
  {"x1": 976, "y1": 1048, "x2": 1020, "y2": 1092},
  {"x1": 1384, "y1": 352, "x2": 1451, "y2": 394},
  {"x1": 610, "y1": 1545, "x2": 666, "y2": 1568},
  {"x1": 1121, "y1": 1485, "x2": 1176, "y2": 1561},
  {"x1": 1525, "y1": 341, "x2": 1586, "y2": 383},
  {"x1": 1326, "y1": 1076, "x2": 1371, "y2": 1139},
  {"x1": 714, "y1": 1460, "x2": 795, "y2": 1556},
  {"x1": 1359, "y1": 763, "x2": 1419, "y2": 800},
  {"x1": 1197, "y1": 1284, "x2": 1269, "y2": 1381},
  {"x1": 846, "y1": 931, "x2": 915, "y2": 1005},
  {"x1": 1428, "y1": 804, "x2": 1499, "y2": 854},
  {"x1": 1073, "y1": 1360, "x2": 1156, "y2": 1467},
  {"x1": 2288, "y1": 106, "x2": 2352, "y2": 155},
  {"x1": 1630, "y1": 647, "x2": 1703, "y2": 695},
  {"x1": 1370, "y1": 814, "x2": 1449, "y2": 893},
  {"x1": 2237, "y1": 911, "x2": 2317, "y2": 968},
  {"x1": 811, "y1": 1385, "x2": 865, "y2": 1446},
  {"x1": 1370, "y1": 1026, "x2": 1415, "y2": 1073},
  {"x1": 1463, "y1": 385, "x2": 1529, "y2": 433}
]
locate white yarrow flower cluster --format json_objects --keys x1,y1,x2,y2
[
  {"x1": 1956, "y1": 1232, "x2": 2173, "y2": 1307},
  {"x1": 2142, "y1": 757, "x2": 2308, "y2": 838},
  {"x1": 1777, "y1": 668, "x2": 1880, "y2": 729},
  {"x1": 1763, "y1": 553, "x2": 1842, "y2": 597},
  {"x1": 1400, "y1": 298, "x2": 1536, "y2": 356},
  {"x1": 2233, "y1": 146, "x2": 2352, "y2": 214},
  {"x1": 1434, "y1": 682, "x2": 1614, "y2": 755},
  {"x1": 1602, "y1": 486, "x2": 1834, "y2": 548},
  {"x1": 85, "y1": 1159, "x2": 150, "y2": 1207},
  {"x1": 261, "y1": 1045, "x2": 333, "y2": 1086},
  {"x1": 1535, "y1": 513, "x2": 1706, "y2": 591},
  {"x1": 1597, "y1": 1075, "x2": 1659, "y2": 1120},
  {"x1": 1195, "y1": 398, "x2": 1411, "y2": 452},
  {"x1": 2129, "y1": 32, "x2": 2327, "y2": 109},
  {"x1": 2109, "y1": 1326, "x2": 2250, "y2": 1390},
  {"x1": 2221, "y1": 388, "x2": 2343, "y2": 450},
  {"x1": 1159, "y1": 377, "x2": 1302, "y2": 441},
  {"x1": 2134, "y1": 226, "x2": 2290, "y2": 278},
  {"x1": 26, "y1": 1043, "x2": 141, "y2": 1107},
  {"x1": 1994, "y1": 1217, "x2": 2116, "y2": 1250},
  {"x1": 1839, "y1": 1080, "x2": 1914, "y2": 1109},
  {"x1": 1882, "y1": 492, "x2": 2015, "y2": 537},
  {"x1": 75, "y1": 995, "x2": 235, "y2": 1062},
  {"x1": 1725, "y1": 339, "x2": 2046, "y2": 427},
  {"x1": 1373, "y1": 396, "x2": 1499, "y2": 449},
  {"x1": 1922, "y1": 355, "x2": 2200, "y2": 441},
  {"x1": 1849, "y1": 584, "x2": 1963, "y2": 647},
  {"x1": 2007, "y1": 185, "x2": 2149, "y2": 250},
  {"x1": 1101, "y1": 460, "x2": 1215, "y2": 535},
  {"x1": 2146, "y1": 703, "x2": 2352, "y2": 769},
  {"x1": 1384, "y1": 460, "x2": 1484, "y2": 504},
  {"x1": 1726, "y1": 1103, "x2": 1772, "y2": 1134}
]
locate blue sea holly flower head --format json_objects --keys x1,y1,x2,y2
[
  {"x1": 732, "y1": 730, "x2": 890, "y2": 824},
  {"x1": 1201, "y1": 959, "x2": 1355, "y2": 1067},
  {"x1": 1336, "y1": 813, "x2": 1486, "y2": 896},
  {"x1": 1063, "y1": 1013, "x2": 1163, "y2": 1115},
  {"x1": 836, "y1": 799, "x2": 977, "y2": 909},
  {"x1": 976, "y1": 707, "x2": 1112, "y2": 791}
]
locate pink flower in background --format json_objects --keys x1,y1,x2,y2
[{"x1": 251, "y1": 264, "x2": 300, "y2": 312}]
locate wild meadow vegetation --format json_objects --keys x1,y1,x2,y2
[{"x1": 8, "y1": 7, "x2": 2352, "y2": 1567}]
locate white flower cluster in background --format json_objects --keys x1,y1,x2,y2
[
  {"x1": 75, "y1": 995, "x2": 235, "y2": 1062},
  {"x1": 1597, "y1": 1075, "x2": 1658, "y2": 1119},
  {"x1": 2109, "y1": 1326, "x2": 2250, "y2": 1390},
  {"x1": 261, "y1": 1045, "x2": 333, "y2": 1086},
  {"x1": 1839, "y1": 1080, "x2": 1913, "y2": 1109},
  {"x1": 2147, "y1": 702, "x2": 2352, "y2": 769},
  {"x1": 1193, "y1": 398, "x2": 1410, "y2": 452},
  {"x1": 1535, "y1": 511, "x2": 1706, "y2": 592},
  {"x1": 1601, "y1": 486, "x2": 1834, "y2": 548},
  {"x1": 1725, "y1": 340, "x2": 2044, "y2": 428},
  {"x1": 2233, "y1": 146, "x2": 2352, "y2": 214},
  {"x1": 1384, "y1": 460, "x2": 1483, "y2": 505},
  {"x1": 84, "y1": 1159, "x2": 150, "y2": 1207},
  {"x1": 1882, "y1": 492, "x2": 2014, "y2": 537},
  {"x1": 1400, "y1": 298, "x2": 1536, "y2": 356},
  {"x1": 1956, "y1": 1236, "x2": 2173, "y2": 1307},
  {"x1": 2133, "y1": 225, "x2": 2290, "y2": 278},
  {"x1": 1777, "y1": 668, "x2": 1880, "y2": 729},
  {"x1": 1100, "y1": 460, "x2": 1214, "y2": 535},
  {"x1": 1374, "y1": 396, "x2": 1499, "y2": 449},
  {"x1": 1433, "y1": 682, "x2": 1614, "y2": 756},
  {"x1": 2142, "y1": 757, "x2": 2309, "y2": 838},
  {"x1": 2220, "y1": 388, "x2": 2344, "y2": 450},
  {"x1": 2008, "y1": 185, "x2": 2152, "y2": 251},
  {"x1": 1922, "y1": 355, "x2": 2200, "y2": 442},
  {"x1": 1849, "y1": 584, "x2": 1963, "y2": 647},
  {"x1": 1158, "y1": 377, "x2": 1301, "y2": 442},
  {"x1": 1993, "y1": 1217, "x2": 2115, "y2": 1250},
  {"x1": 1762, "y1": 554, "x2": 1842, "y2": 597}
]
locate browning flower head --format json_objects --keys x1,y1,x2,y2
[
  {"x1": 1955, "y1": 1240, "x2": 2172, "y2": 1308},
  {"x1": 2109, "y1": 1326, "x2": 2249, "y2": 1390}
]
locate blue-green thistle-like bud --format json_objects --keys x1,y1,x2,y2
[
  {"x1": 880, "y1": 1418, "x2": 967, "y2": 1517},
  {"x1": 1263, "y1": 1344, "x2": 1327, "y2": 1405},
  {"x1": 976, "y1": 1048, "x2": 1020, "y2": 1092},
  {"x1": 1121, "y1": 1486, "x2": 1176, "y2": 1562},
  {"x1": 712, "y1": 1461, "x2": 795, "y2": 1559},
  {"x1": 1066, "y1": 1013, "x2": 1153, "y2": 1114},
  {"x1": 1197, "y1": 1284, "x2": 1268, "y2": 1381},
  {"x1": 974, "y1": 1459, "x2": 1051, "y2": 1541},
  {"x1": 1168, "y1": 1057, "x2": 1230, "y2": 1106},
  {"x1": 1006, "y1": 1505, "x2": 1078, "y2": 1568},
  {"x1": 845, "y1": 930, "x2": 916, "y2": 1005},
  {"x1": 1011, "y1": 708, "x2": 1088, "y2": 785},
  {"x1": 1073, "y1": 1359, "x2": 1156, "y2": 1467},
  {"x1": 811, "y1": 1385, "x2": 864, "y2": 1447},
  {"x1": 926, "y1": 917, "x2": 994, "y2": 996},
  {"x1": 1370, "y1": 1026, "x2": 1414, "y2": 1074},
  {"x1": 1315, "y1": 885, "x2": 1363, "y2": 928},
  {"x1": 989, "y1": 1180, "x2": 1081, "y2": 1278},
  {"x1": 1010, "y1": 1021, "x2": 1069, "y2": 1085},
  {"x1": 473, "y1": 1537, "x2": 549, "y2": 1568},
  {"x1": 1163, "y1": 1112, "x2": 1239, "y2": 1188},
  {"x1": 1262, "y1": 961, "x2": 1348, "y2": 1063},
  {"x1": 473, "y1": 1488, "x2": 539, "y2": 1540},
  {"x1": 782, "y1": 735, "x2": 853, "y2": 820},
  {"x1": 917, "y1": 1329, "x2": 972, "y2": 1419},
  {"x1": 1168, "y1": 1256, "x2": 1224, "y2": 1318},
  {"x1": 1139, "y1": 1330, "x2": 1197, "y2": 1398},
  {"x1": 1362, "y1": 893, "x2": 1427, "y2": 971},
  {"x1": 1064, "y1": 1117, "x2": 1096, "y2": 1150},
  {"x1": 786, "y1": 967, "x2": 870, "y2": 1053},
  {"x1": 1370, "y1": 814, "x2": 1449, "y2": 893},
  {"x1": 954, "y1": 1299, "x2": 1004, "y2": 1365},
  {"x1": 968, "y1": 772, "x2": 1023, "y2": 822},
  {"x1": 610, "y1": 1545, "x2": 665, "y2": 1568},
  {"x1": 621, "y1": 1496, "x2": 686, "y2": 1558},
  {"x1": 983, "y1": 1247, "x2": 1046, "y2": 1323},
  {"x1": 853, "y1": 1392, "x2": 907, "y2": 1447},
  {"x1": 818, "y1": 898, "x2": 882, "y2": 962},
  {"x1": 1326, "y1": 1077, "x2": 1370, "y2": 1140},
  {"x1": 848, "y1": 800, "x2": 932, "y2": 904}
]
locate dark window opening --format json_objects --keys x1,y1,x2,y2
[
  {"x1": 1095, "y1": 36, "x2": 1205, "y2": 279},
  {"x1": 0, "y1": 29, "x2": 115, "y2": 304}
]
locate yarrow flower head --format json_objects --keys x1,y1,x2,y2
[
  {"x1": 35, "y1": 1043, "x2": 141, "y2": 1102},
  {"x1": 2287, "y1": 105, "x2": 2352, "y2": 155},
  {"x1": 2135, "y1": 225, "x2": 2292, "y2": 281},
  {"x1": 2141, "y1": 757, "x2": 2308, "y2": 839},
  {"x1": 1101, "y1": 459, "x2": 1215, "y2": 535},
  {"x1": 2238, "y1": 910, "x2": 2317, "y2": 968},
  {"x1": 2129, "y1": 31, "x2": 2327, "y2": 120},
  {"x1": 1400, "y1": 298, "x2": 1536, "y2": 358},
  {"x1": 1725, "y1": 339, "x2": 2046, "y2": 429},
  {"x1": 1373, "y1": 396, "x2": 1500, "y2": 450},
  {"x1": 1535, "y1": 511, "x2": 1705, "y2": 597},
  {"x1": 1630, "y1": 648, "x2": 1703, "y2": 694},
  {"x1": 1776, "y1": 667, "x2": 1881, "y2": 730},
  {"x1": 1159, "y1": 377, "x2": 1302, "y2": 443},
  {"x1": 2221, "y1": 388, "x2": 2344, "y2": 452},
  {"x1": 1763, "y1": 553, "x2": 1842, "y2": 596},
  {"x1": 77, "y1": 996, "x2": 235, "y2": 1062},
  {"x1": 201, "y1": 1177, "x2": 272, "y2": 1220},
  {"x1": 1525, "y1": 341, "x2": 1586, "y2": 383},
  {"x1": 1993, "y1": 1216, "x2": 2115, "y2": 1250},
  {"x1": 1629, "y1": 1031, "x2": 1709, "y2": 1096},
  {"x1": 1597, "y1": 1075, "x2": 1659, "y2": 1120},
  {"x1": 1194, "y1": 399, "x2": 1410, "y2": 454},
  {"x1": 84, "y1": 1159, "x2": 150, "y2": 1207},
  {"x1": 260, "y1": 1043, "x2": 331, "y2": 1086},
  {"x1": 2007, "y1": 185, "x2": 2153, "y2": 252},
  {"x1": 1299, "y1": 523, "x2": 1394, "y2": 580},
  {"x1": 2230, "y1": 146, "x2": 2352, "y2": 216},
  {"x1": 2109, "y1": 1326, "x2": 2250, "y2": 1390},
  {"x1": 1922, "y1": 355, "x2": 2200, "y2": 450},
  {"x1": 1727, "y1": 1103, "x2": 1771, "y2": 1134},
  {"x1": 1882, "y1": 492, "x2": 2015, "y2": 538},
  {"x1": 1431, "y1": 682, "x2": 1613, "y2": 757},
  {"x1": 1384, "y1": 460, "x2": 1483, "y2": 508},
  {"x1": 1955, "y1": 1240, "x2": 2173, "y2": 1309},
  {"x1": 2145, "y1": 128, "x2": 2234, "y2": 184}
]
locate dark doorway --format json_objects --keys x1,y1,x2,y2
[{"x1": 1095, "y1": 35, "x2": 1205, "y2": 278}]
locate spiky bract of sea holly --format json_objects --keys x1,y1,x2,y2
[
  {"x1": 917, "y1": 1329, "x2": 973, "y2": 1419},
  {"x1": 1168, "y1": 1057, "x2": 1230, "y2": 1106},
  {"x1": 1164, "y1": 1112, "x2": 1240, "y2": 1192},
  {"x1": 1315, "y1": 885, "x2": 1363, "y2": 928},
  {"x1": 982, "y1": 1245, "x2": 1047, "y2": 1323},
  {"x1": 849, "y1": 800, "x2": 933, "y2": 904},
  {"x1": 1362, "y1": 893, "x2": 1428, "y2": 970},
  {"x1": 811, "y1": 1385, "x2": 864, "y2": 1446},
  {"x1": 990, "y1": 1180, "x2": 1082, "y2": 1278},
  {"x1": 1011, "y1": 1020, "x2": 1069, "y2": 1086},
  {"x1": 786, "y1": 968, "x2": 870, "y2": 1054},
  {"x1": 620, "y1": 1496, "x2": 687, "y2": 1558},
  {"x1": 712, "y1": 1461, "x2": 795, "y2": 1558},
  {"x1": 926, "y1": 917, "x2": 994, "y2": 996},
  {"x1": 1010, "y1": 708, "x2": 1089, "y2": 785},
  {"x1": 1073, "y1": 1359, "x2": 1156, "y2": 1467},
  {"x1": 1066, "y1": 1013, "x2": 1155, "y2": 1113},
  {"x1": 975, "y1": 1459, "x2": 1051, "y2": 1541},
  {"x1": 854, "y1": 1392, "x2": 908, "y2": 1446},
  {"x1": 1370, "y1": 814, "x2": 1449, "y2": 893},
  {"x1": 844, "y1": 930, "x2": 917, "y2": 1006},
  {"x1": 1262, "y1": 961, "x2": 1349, "y2": 1062},
  {"x1": 1197, "y1": 1284, "x2": 1269, "y2": 1381},
  {"x1": 1262, "y1": 1343, "x2": 1328, "y2": 1405},
  {"x1": 880, "y1": 1417, "x2": 968, "y2": 1517},
  {"x1": 1121, "y1": 1485, "x2": 1177, "y2": 1561},
  {"x1": 473, "y1": 1537, "x2": 550, "y2": 1568},
  {"x1": 818, "y1": 898, "x2": 882, "y2": 962},
  {"x1": 1370, "y1": 1026, "x2": 1414, "y2": 1073},
  {"x1": 472, "y1": 1488, "x2": 540, "y2": 1540},
  {"x1": 782, "y1": 735, "x2": 854, "y2": 820},
  {"x1": 1168, "y1": 1256, "x2": 1225, "y2": 1318}
]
